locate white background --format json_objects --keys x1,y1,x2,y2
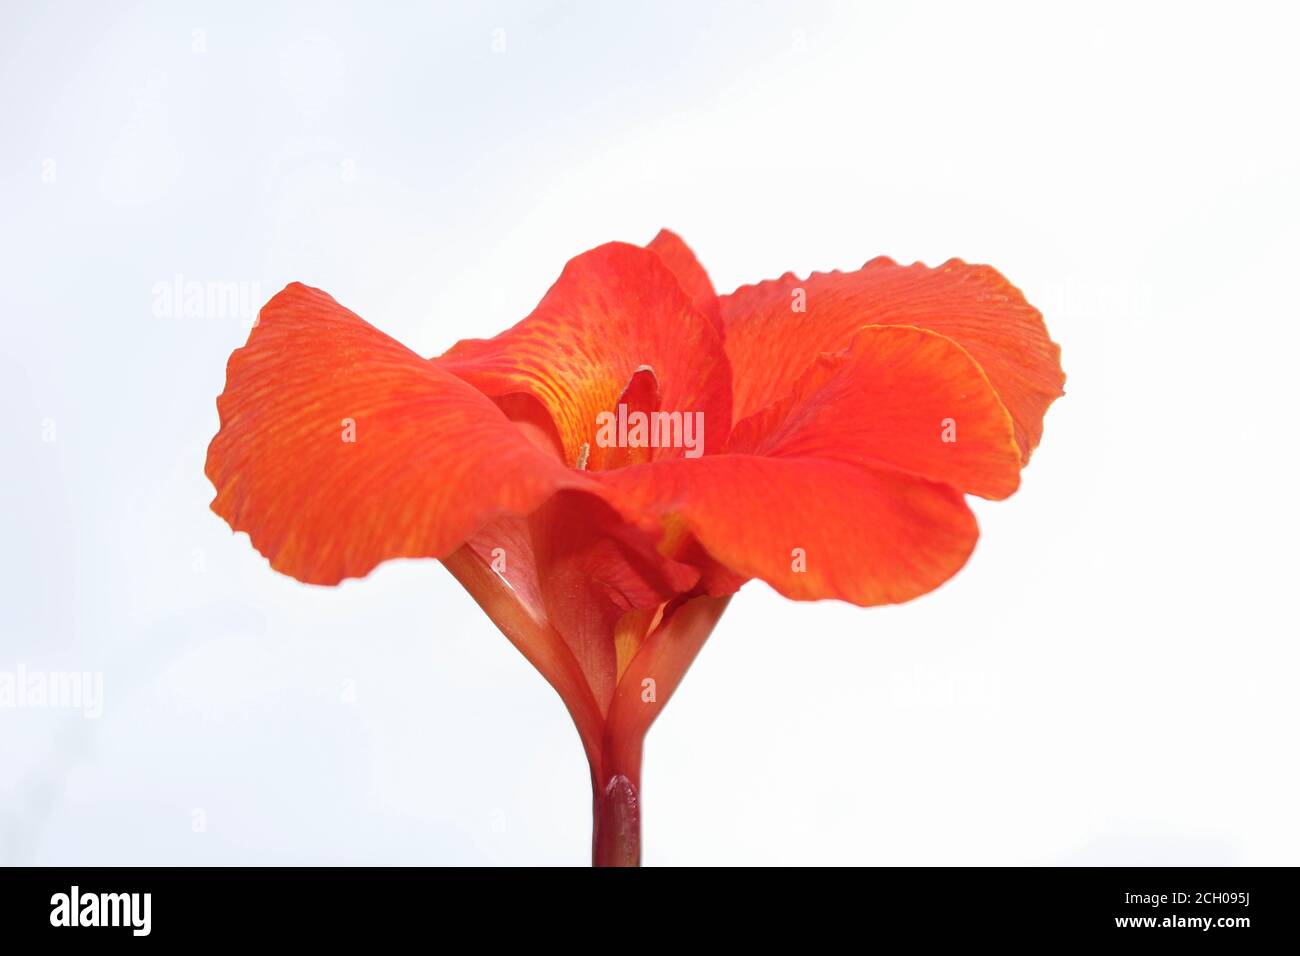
[{"x1": 2, "y1": 0, "x2": 1297, "y2": 865}]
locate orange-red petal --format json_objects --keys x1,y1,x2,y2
[
  {"x1": 206, "y1": 283, "x2": 583, "y2": 585},
  {"x1": 437, "y1": 242, "x2": 732, "y2": 465},
  {"x1": 728, "y1": 325, "x2": 1022, "y2": 500},
  {"x1": 591, "y1": 324, "x2": 1023, "y2": 604},
  {"x1": 645, "y1": 229, "x2": 722, "y2": 337},
  {"x1": 596, "y1": 455, "x2": 978, "y2": 606},
  {"x1": 721, "y1": 258, "x2": 1064, "y2": 464}
]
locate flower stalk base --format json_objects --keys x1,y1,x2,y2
[{"x1": 592, "y1": 773, "x2": 641, "y2": 867}]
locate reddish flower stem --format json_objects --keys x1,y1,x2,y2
[{"x1": 592, "y1": 770, "x2": 641, "y2": 867}]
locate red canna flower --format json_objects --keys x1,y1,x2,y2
[{"x1": 205, "y1": 230, "x2": 1064, "y2": 866}]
